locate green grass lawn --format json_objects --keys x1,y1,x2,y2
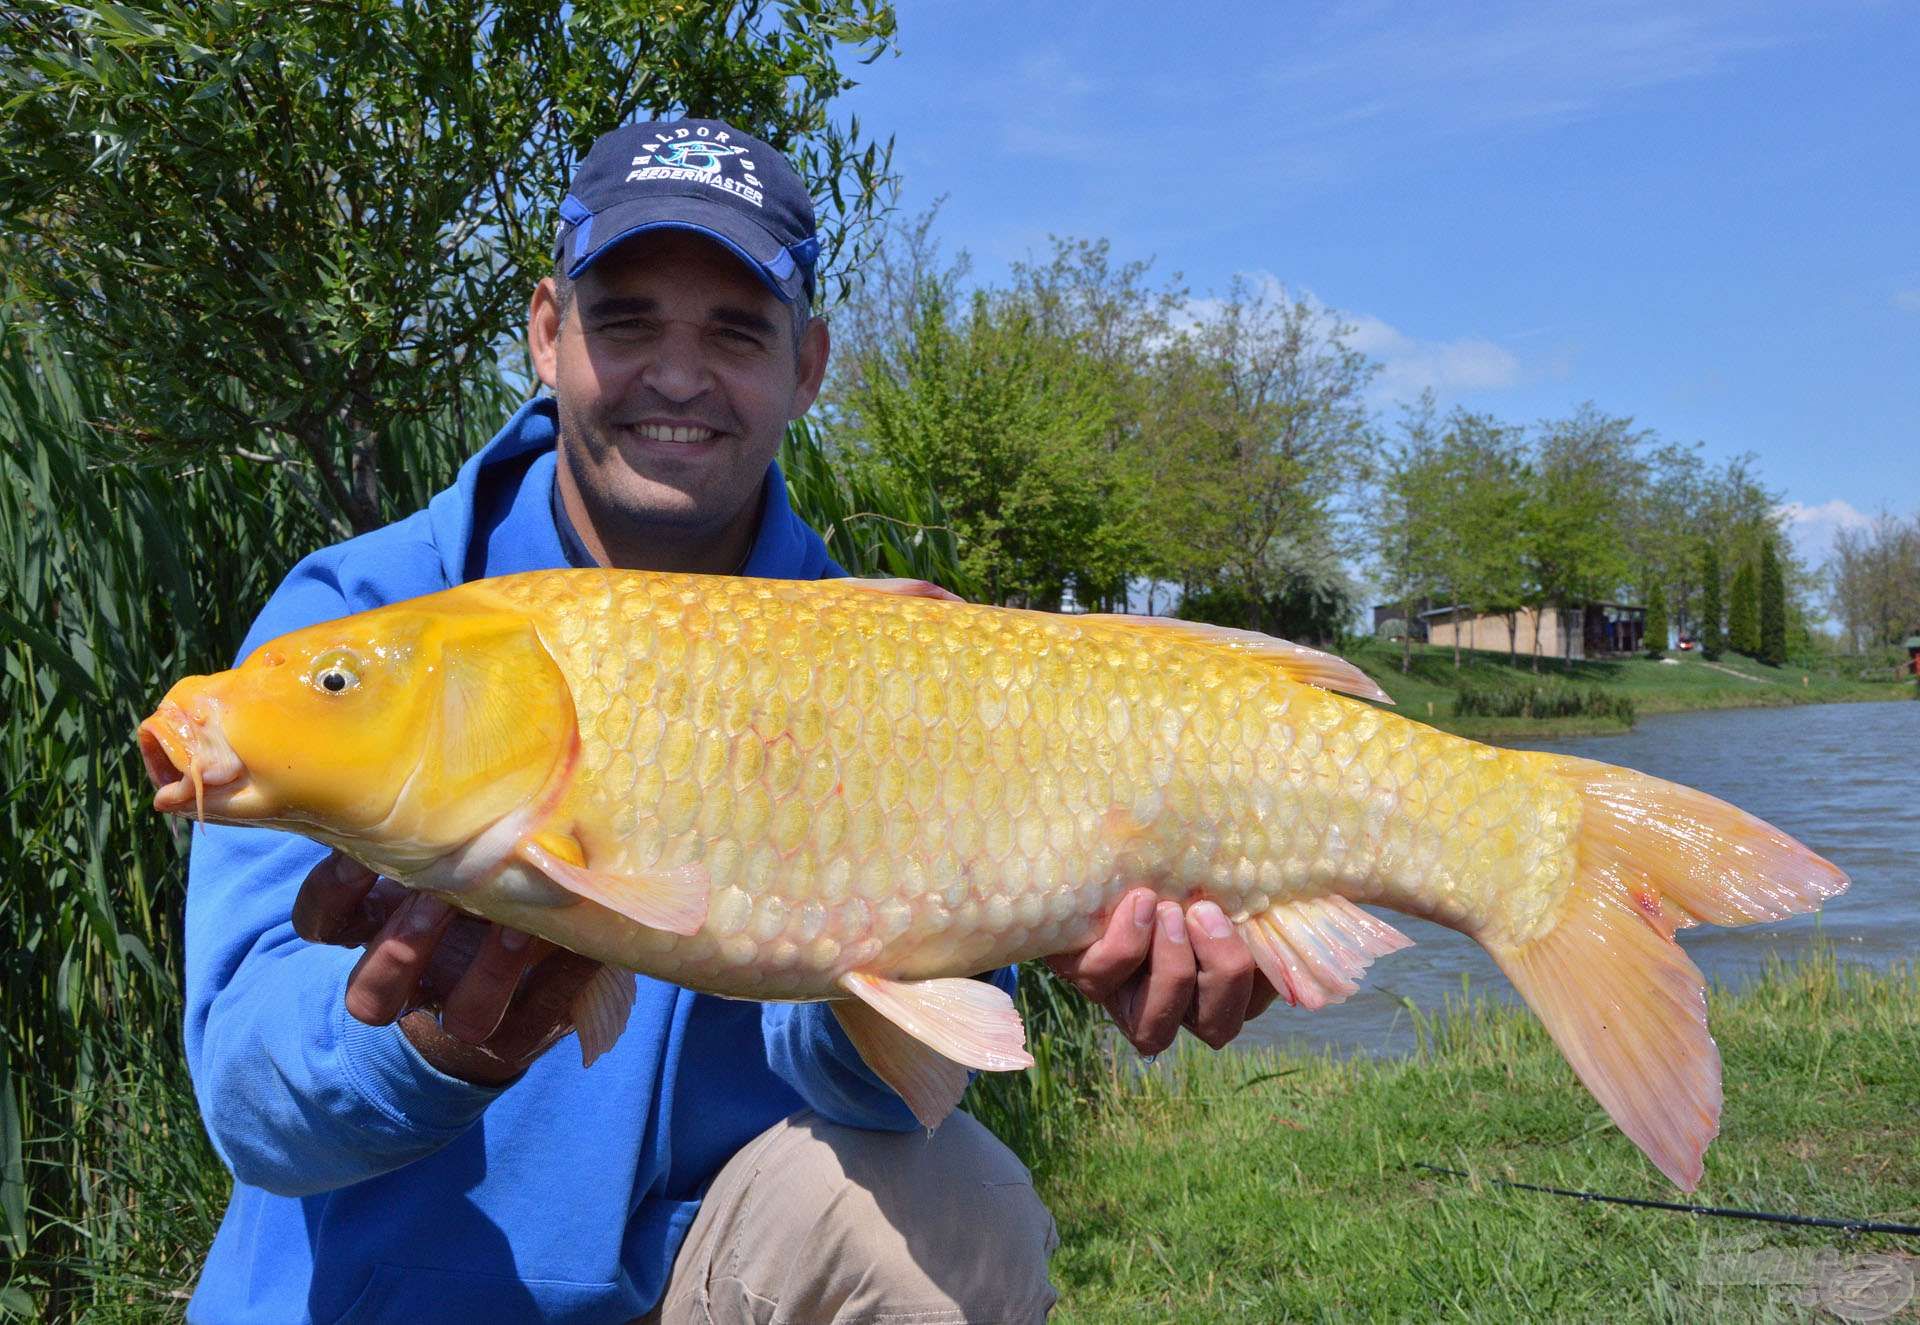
[
  {"x1": 1036, "y1": 953, "x2": 1919, "y2": 1323},
  {"x1": 1343, "y1": 637, "x2": 1908, "y2": 739}
]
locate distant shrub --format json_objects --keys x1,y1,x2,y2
[
  {"x1": 1375, "y1": 617, "x2": 1409, "y2": 641},
  {"x1": 1453, "y1": 683, "x2": 1636, "y2": 724}
]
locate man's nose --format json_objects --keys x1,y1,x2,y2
[{"x1": 638, "y1": 324, "x2": 712, "y2": 401}]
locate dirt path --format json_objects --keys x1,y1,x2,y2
[{"x1": 1693, "y1": 659, "x2": 1776, "y2": 682}]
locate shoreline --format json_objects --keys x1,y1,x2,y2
[{"x1": 1347, "y1": 640, "x2": 1909, "y2": 740}]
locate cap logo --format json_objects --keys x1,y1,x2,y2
[
  {"x1": 624, "y1": 127, "x2": 765, "y2": 208},
  {"x1": 650, "y1": 139, "x2": 746, "y2": 174}
]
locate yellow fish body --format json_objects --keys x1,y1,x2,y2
[{"x1": 140, "y1": 570, "x2": 1847, "y2": 1190}]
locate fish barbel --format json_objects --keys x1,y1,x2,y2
[{"x1": 138, "y1": 570, "x2": 1847, "y2": 1189}]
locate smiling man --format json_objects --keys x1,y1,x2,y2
[{"x1": 181, "y1": 119, "x2": 1275, "y2": 1323}]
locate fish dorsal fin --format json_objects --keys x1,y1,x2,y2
[
  {"x1": 1079, "y1": 614, "x2": 1394, "y2": 704},
  {"x1": 841, "y1": 578, "x2": 967, "y2": 602}
]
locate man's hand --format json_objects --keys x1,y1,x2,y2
[
  {"x1": 1044, "y1": 888, "x2": 1280, "y2": 1053},
  {"x1": 291, "y1": 850, "x2": 603, "y2": 1085}
]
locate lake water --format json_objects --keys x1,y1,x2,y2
[{"x1": 1238, "y1": 700, "x2": 1919, "y2": 1058}]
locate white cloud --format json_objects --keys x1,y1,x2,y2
[
  {"x1": 1266, "y1": 3, "x2": 1791, "y2": 146},
  {"x1": 1777, "y1": 498, "x2": 1874, "y2": 568},
  {"x1": 1175, "y1": 272, "x2": 1526, "y2": 405},
  {"x1": 1340, "y1": 312, "x2": 1523, "y2": 400}
]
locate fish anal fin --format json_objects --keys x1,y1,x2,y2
[
  {"x1": 1238, "y1": 895, "x2": 1413, "y2": 1011},
  {"x1": 517, "y1": 834, "x2": 708, "y2": 936},
  {"x1": 831, "y1": 998, "x2": 972, "y2": 1130},
  {"x1": 1079, "y1": 614, "x2": 1393, "y2": 704},
  {"x1": 570, "y1": 965, "x2": 636, "y2": 1068},
  {"x1": 1486, "y1": 883, "x2": 1718, "y2": 1192}
]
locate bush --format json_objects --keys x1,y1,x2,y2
[{"x1": 1452, "y1": 683, "x2": 1635, "y2": 724}]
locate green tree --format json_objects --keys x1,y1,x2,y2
[
  {"x1": 1826, "y1": 512, "x2": 1920, "y2": 653},
  {"x1": 1174, "y1": 278, "x2": 1376, "y2": 632},
  {"x1": 1631, "y1": 440, "x2": 1706, "y2": 635},
  {"x1": 1643, "y1": 583, "x2": 1669, "y2": 659},
  {"x1": 841, "y1": 283, "x2": 1144, "y2": 608},
  {"x1": 1436, "y1": 409, "x2": 1529, "y2": 665},
  {"x1": 1759, "y1": 536, "x2": 1787, "y2": 665},
  {"x1": 0, "y1": 0, "x2": 899, "y2": 532},
  {"x1": 1369, "y1": 394, "x2": 1446, "y2": 673},
  {"x1": 1523, "y1": 405, "x2": 1644, "y2": 671},
  {"x1": 1729, "y1": 558, "x2": 1760, "y2": 657},
  {"x1": 1700, "y1": 542, "x2": 1726, "y2": 660}
]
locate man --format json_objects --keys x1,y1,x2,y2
[{"x1": 183, "y1": 119, "x2": 1277, "y2": 1323}]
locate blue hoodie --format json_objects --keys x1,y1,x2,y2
[{"x1": 183, "y1": 399, "x2": 1015, "y2": 1323}]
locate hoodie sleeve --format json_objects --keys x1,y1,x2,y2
[
  {"x1": 758, "y1": 965, "x2": 1021, "y2": 1132},
  {"x1": 181, "y1": 544, "x2": 504, "y2": 1198}
]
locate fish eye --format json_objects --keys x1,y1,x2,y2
[{"x1": 308, "y1": 649, "x2": 364, "y2": 696}]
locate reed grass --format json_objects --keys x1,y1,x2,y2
[{"x1": 0, "y1": 316, "x2": 1047, "y2": 1317}]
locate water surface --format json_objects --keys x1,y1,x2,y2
[{"x1": 1238, "y1": 700, "x2": 1917, "y2": 1058}]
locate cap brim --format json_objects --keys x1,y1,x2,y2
[{"x1": 563, "y1": 192, "x2": 809, "y2": 304}]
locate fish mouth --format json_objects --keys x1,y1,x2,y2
[{"x1": 138, "y1": 699, "x2": 248, "y2": 822}]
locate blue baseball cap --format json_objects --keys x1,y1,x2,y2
[{"x1": 553, "y1": 118, "x2": 821, "y2": 305}]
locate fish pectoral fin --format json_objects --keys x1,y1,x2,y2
[
  {"x1": 570, "y1": 965, "x2": 637, "y2": 1068},
  {"x1": 830, "y1": 998, "x2": 972, "y2": 1130},
  {"x1": 516, "y1": 834, "x2": 708, "y2": 936},
  {"x1": 1239, "y1": 895, "x2": 1414, "y2": 1011},
  {"x1": 833, "y1": 972, "x2": 1034, "y2": 1126}
]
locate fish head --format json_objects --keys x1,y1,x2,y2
[{"x1": 139, "y1": 603, "x2": 576, "y2": 866}]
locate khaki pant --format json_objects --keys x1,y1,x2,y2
[{"x1": 640, "y1": 1110, "x2": 1059, "y2": 1324}]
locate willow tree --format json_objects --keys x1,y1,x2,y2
[{"x1": 0, "y1": 0, "x2": 899, "y2": 532}]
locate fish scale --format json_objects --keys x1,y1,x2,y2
[
  {"x1": 470, "y1": 571, "x2": 1570, "y2": 993},
  {"x1": 141, "y1": 568, "x2": 1849, "y2": 1190}
]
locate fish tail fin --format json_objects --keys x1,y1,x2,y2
[{"x1": 1484, "y1": 753, "x2": 1848, "y2": 1191}]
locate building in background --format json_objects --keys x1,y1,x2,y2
[{"x1": 1422, "y1": 602, "x2": 1646, "y2": 660}]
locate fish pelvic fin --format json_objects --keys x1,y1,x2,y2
[
  {"x1": 570, "y1": 965, "x2": 637, "y2": 1068},
  {"x1": 1484, "y1": 753, "x2": 1849, "y2": 1192},
  {"x1": 832, "y1": 972, "x2": 1034, "y2": 1129},
  {"x1": 1239, "y1": 895, "x2": 1414, "y2": 1011},
  {"x1": 1077, "y1": 614, "x2": 1394, "y2": 704}
]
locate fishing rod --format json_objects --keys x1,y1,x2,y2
[{"x1": 1416, "y1": 1164, "x2": 1920, "y2": 1238}]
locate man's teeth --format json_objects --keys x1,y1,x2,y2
[{"x1": 633, "y1": 423, "x2": 717, "y2": 443}]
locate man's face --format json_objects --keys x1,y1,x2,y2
[{"x1": 528, "y1": 229, "x2": 828, "y2": 551}]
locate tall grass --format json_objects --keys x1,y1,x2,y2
[{"x1": 0, "y1": 317, "x2": 506, "y2": 1314}]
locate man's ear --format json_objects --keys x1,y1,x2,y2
[
  {"x1": 788, "y1": 314, "x2": 830, "y2": 419},
  {"x1": 528, "y1": 277, "x2": 563, "y2": 392}
]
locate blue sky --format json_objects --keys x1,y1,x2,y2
[{"x1": 833, "y1": 1, "x2": 1918, "y2": 570}]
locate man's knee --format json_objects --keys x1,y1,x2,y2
[{"x1": 704, "y1": 1110, "x2": 1058, "y2": 1322}]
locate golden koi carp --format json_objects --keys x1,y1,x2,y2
[{"x1": 139, "y1": 570, "x2": 1847, "y2": 1189}]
